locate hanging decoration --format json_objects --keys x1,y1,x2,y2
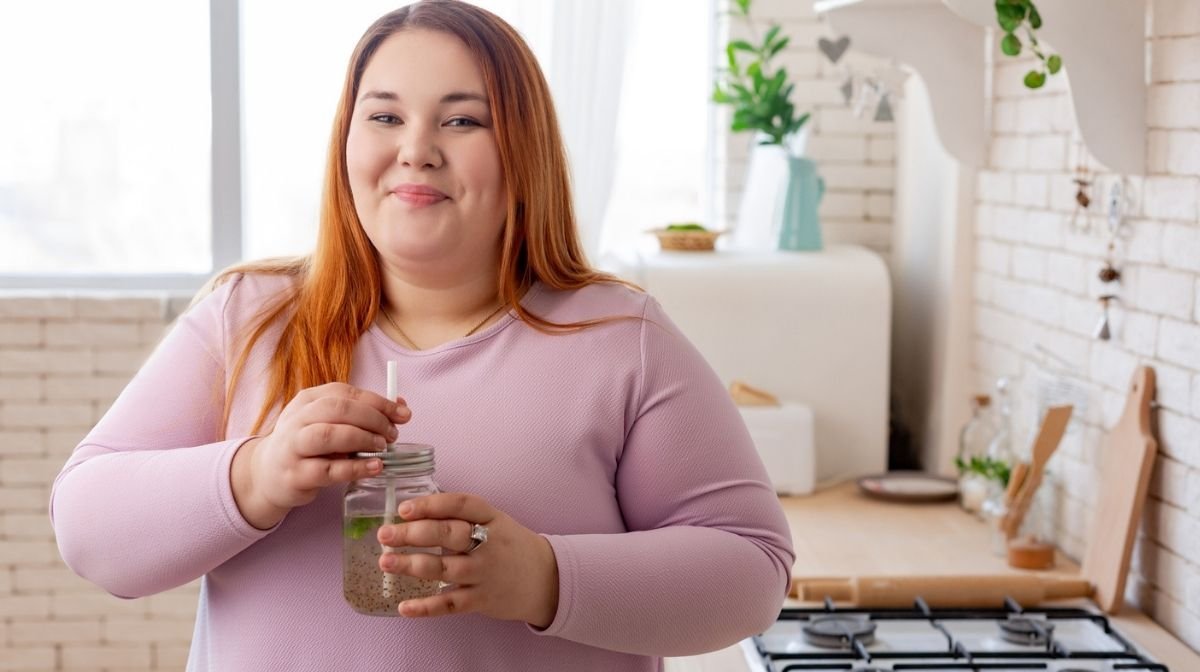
[
  {"x1": 1091, "y1": 178, "x2": 1135, "y2": 341},
  {"x1": 818, "y1": 33, "x2": 904, "y2": 124},
  {"x1": 1093, "y1": 295, "x2": 1117, "y2": 341},
  {"x1": 817, "y1": 35, "x2": 851, "y2": 64},
  {"x1": 1069, "y1": 139, "x2": 1093, "y2": 232},
  {"x1": 874, "y1": 94, "x2": 894, "y2": 122}
]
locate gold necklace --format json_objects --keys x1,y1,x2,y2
[{"x1": 381, "y1": 301, "x2": 508, "y2": 350}]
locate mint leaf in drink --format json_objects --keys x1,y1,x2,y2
[{"x1": 344, "y1": 516, "x2": 385, "y2": 540}]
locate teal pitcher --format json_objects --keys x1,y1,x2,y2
[{"x1": 776, "y1": 156, "x2": 824, "y2": 251}]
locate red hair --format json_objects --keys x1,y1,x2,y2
[{"x1": 200, "y1": 0, "x2": 632, "y2": 439}]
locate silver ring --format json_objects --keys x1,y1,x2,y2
[{"x1": 465, "y1": 523, "x2": 488, "y2": 554}]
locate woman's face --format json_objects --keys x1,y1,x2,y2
[{"x1": 347, "y1": 29, "x2": 506, "y2": 281}]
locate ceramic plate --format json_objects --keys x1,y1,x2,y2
[{"x1": 857, "y1": 471, "x2": 959, "y2": 503}]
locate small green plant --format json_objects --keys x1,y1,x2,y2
[
  {"x1": 995, "y1": 0, "x2": 1062, "y2": 89},
  {"x1": 666, "y1": 222, "x2": 707, "y2": 232},
  {"x1": 712, "y1": 0, "x2": 810, "y2": 146},
  {"x1": 954, "y1": 455, "x2": 1012, "y2": 487}
]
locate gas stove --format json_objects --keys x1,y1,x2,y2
[{"x1": 740, "y1": 598, "x2": 1167, "y2": 671}]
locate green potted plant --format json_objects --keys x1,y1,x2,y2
[
  {"x1": 712, "y1": 0, "x2": 822, "y2": 252},
  {"x1": 712, "y1": 0, "x2": 811, "y2": 150}
]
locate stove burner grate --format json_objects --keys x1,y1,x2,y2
[
  {"x1": 999, "y1": 614, "x2": 1056, "y2": 646},
  {"x1": 757, "y1": 605, "x2": 1169, "y2": 672},
  {"x1": 801, "y1": 614, "x2": 877, "y2": 649}
]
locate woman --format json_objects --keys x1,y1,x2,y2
[{"x1": 50, "y1": 2, "x2": 794, "y2": 669}]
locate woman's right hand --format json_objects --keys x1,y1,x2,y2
[{"x1": 231, "y1": 383, "x2": 412, "y2": 530}]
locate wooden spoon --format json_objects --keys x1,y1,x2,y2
[
  {"x1": 1004, "y1": 461, "x2": 1030, "y2": 506},
  {"x1": 1001, "y1": 405, "x2": 1073, "y2": 539}
]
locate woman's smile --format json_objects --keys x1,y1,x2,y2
[{"x1": 390, "y1": 184, "x2": 450, "y2": 208}]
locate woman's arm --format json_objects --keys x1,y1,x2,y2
[
  {"x1": 49, "y1": 275, "x2": 276, "y2": 598},
  {"x1": 532, "y1": 296, "x2": 795, "y2": 656}
]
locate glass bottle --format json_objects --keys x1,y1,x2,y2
[
  {"x1": 978, "y1": 378, "x2": 1018, "y2": 550},
  {"x1": 956, "y1": 394, "x2": 997, "y2": 514},
  {"x1": 984, "y1": 377, "x2": 1015, "y2": 498},
  {"x1": 343, "y1": 443, "x2": 441, "y2": 616}
]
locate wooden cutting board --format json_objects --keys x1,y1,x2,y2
[{"x1": 1082, "y1": 365, "x2": 1158, "y2": 613}]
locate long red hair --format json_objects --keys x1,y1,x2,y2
[{"x1": 199, "y1": 0, "x2": 630, "y2": 439}]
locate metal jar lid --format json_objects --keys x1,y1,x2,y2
[{"x1": 352, "y1": 443, "x2": 434, "y2": 474}]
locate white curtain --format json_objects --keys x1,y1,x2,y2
[
  {"x1": 544, "y1": 1, "x2": 632, "y2": 261},
  {"x1": 475, "y1": 0, "x2": 633, "y2": 260}
]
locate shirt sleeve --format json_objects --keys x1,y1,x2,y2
[
  {"x1": 49, "y1": 274, "x2": 277, "y2": 599},
  {"x1": 533, "y1": 295, "x2": 795, "y2": 656}
]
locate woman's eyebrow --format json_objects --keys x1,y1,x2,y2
[{"x1": 358, "y1": 90, "x2": 488, "y2": 105}]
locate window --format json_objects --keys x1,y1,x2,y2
[
  {"x1": 598, "y1": 1, "x2": 713, "y2": 257},
  {"x1": 240, "y1": 1, "x2": 405, "y2": 260},
  {"x1": 0, "y1": 0, "x2": 212, "y2": 281}
]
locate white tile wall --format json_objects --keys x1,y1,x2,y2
[
  {"x1": 966, "y1": 0, "x2": 1200, "y2": 651},
  {"x1": 1147, "y1": 37, "x2": 1200, "y2": 83},
  {"x1": 0, "y1": 294, "x2": 198, "y2": 670}
]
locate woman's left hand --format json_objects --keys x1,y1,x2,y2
[{"x1": 377, "y1": 493, "x2": 559, "y2": 627}]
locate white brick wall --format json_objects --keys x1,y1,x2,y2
[
  {"x1": 1163, "y1": 223, "x2": 1200, "y2": 272},
  {"x1": 1147, "y1": 84, "x2": 1200, "y2": 130},
  {"x1": 1143, "y1": 176, "x2": 1200, "y2": 221},
  {"x1": 0, "y1": 293, "x2": 199, "y2": 671},
  {"x1": 1152, "y1": 37, "x2": 1200, "y2": 83},
  {"x1": 717, "y1": 0, "x2": 895, "y2": 258},
  {"x1": 1028, "y1": 135, "x2": 1067, "y2": 171},
  {"x1": 971, "y1": 0, "x2": 1200, "y2": 652}
]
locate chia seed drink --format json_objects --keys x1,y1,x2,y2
[
  {"x1": 343, "y1": 515, "x2": 442, "y2": 615},
  {"x1": 344, "y1": 443, "x2": 439, "y2": 617}
]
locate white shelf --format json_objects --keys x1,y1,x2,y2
[
  {"x1": 814, "y1": 0, "x2": 1147, "y2": 175},
  {"x1": 813, "y1": 0, "x2": 987, "y2": 166},
  {"x1": 945, "y1": 0, "x2": 1146, "y2": 174}
]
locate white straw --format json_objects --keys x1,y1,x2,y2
[{"x1": 382, "y1": 360, "x2": 399, "y2": 599}]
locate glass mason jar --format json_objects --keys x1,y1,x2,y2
[
  {"x1": 983, "y1": 469, "x2": 1059, "y2": 558},
  {"x1": 343, "y1": 443, "x2": 441, "y2": 616}
]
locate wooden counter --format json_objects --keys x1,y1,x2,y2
[
  {"x1": 782, "y1": 480, "x2": 1076, "y2": 576},
  {"x1": 666, "y1": 482, "x2": 1200, "y2": 671}
]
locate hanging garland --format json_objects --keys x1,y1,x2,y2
[{"x1": 995, "y1": 0, "x2": 1063, "y2": 89}]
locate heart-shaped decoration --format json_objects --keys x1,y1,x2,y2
[{"x1": 818, "y1": 35, "x2": 851, "y2": 64}]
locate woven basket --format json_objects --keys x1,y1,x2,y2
[{"x1": 652, "y1": 228, "x2": 722, "y2": 252}]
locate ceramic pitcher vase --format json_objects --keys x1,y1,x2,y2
[{"x1": 777, "y1": 155, "x2": 825, "y2": 252}]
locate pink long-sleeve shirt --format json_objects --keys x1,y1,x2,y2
[{"x1": 50, "y1": 272, "x2": 794, "y2": 671}]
